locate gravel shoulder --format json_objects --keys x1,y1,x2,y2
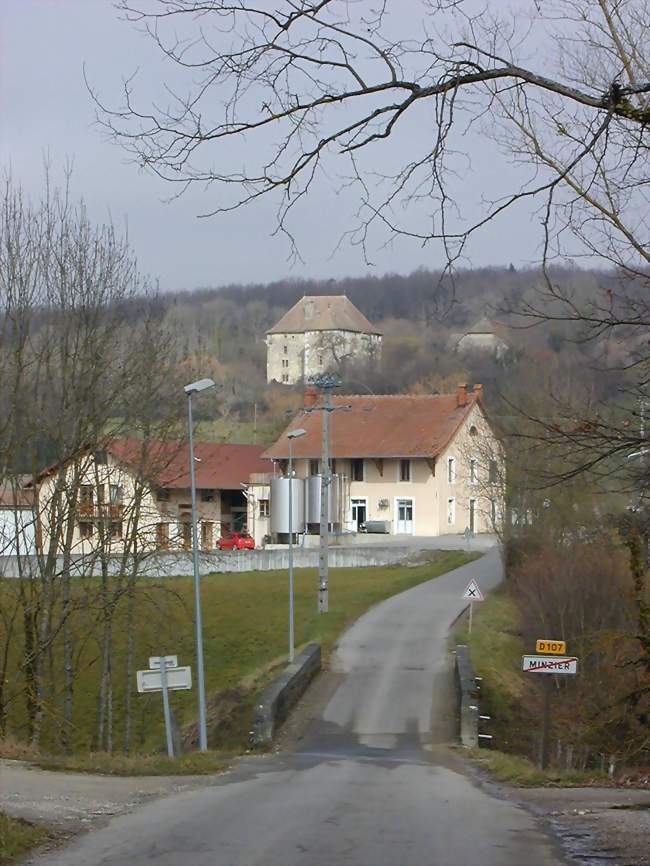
[
  {"x1": 0, "y1": 758, "x2": 218, "y2": 833},
  {"x1": 513, "y1": 786, "x2": 650, "y2": 866}
]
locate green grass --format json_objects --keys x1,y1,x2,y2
[
  {"x1": 455, "y1": 590, "x2": 527, "y2": 725},
  {"x1": 0, "y1": 813, "x2": 52, "y2": 864},
  {"x1": 2, "y1": 550, "x2": 477, "y2": 764},
  {"x1": 466, "y1": 748, "x2": 609, "y2": 787},
  {"x1": 35, "y1": 750, "x2": 230, "y2": 776}
]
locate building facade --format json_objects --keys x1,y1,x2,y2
[
  {"x1": 266, "y1": 295, "x2": 382, "y2": 384},
  {"x1": 34, "y1": 440, "x2": 268, "y2": 557},
  {"x1": 260, "y1": 385, "x2": 504, "y2": 541}
]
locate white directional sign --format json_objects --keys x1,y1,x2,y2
[
  {"x1": 136, "y1": 666, "x2": 192, "y2": 693},
  {"x1": 462, "y1": 579, "x2": 484, "y2": 601},
  {"x1": 149, "y1": 655, "x2": 178, "y2": 669},
  {"x1": 522, "y1": 656, "x2": 578, "y2": 675}
]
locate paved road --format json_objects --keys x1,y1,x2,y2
[{"x1": 29, "y1": 548, "x2": 566, "y2": 866}]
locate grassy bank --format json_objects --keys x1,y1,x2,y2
[
  {"x1": 455, "y1": 590, "x2": 611, "y2": 784},
  {"x1": 2, "y1": 550, "x2": 477, "y2": 761},
  {"x1": 466, "y1": 748, "x2": 608, "y2": 787},
  {"x1": 0, "y1": 813, "x2": 52, "y2": 864}
]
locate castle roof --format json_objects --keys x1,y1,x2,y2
[{"x1": 267, "y1": 295, "x2": 381, "y2": 336}]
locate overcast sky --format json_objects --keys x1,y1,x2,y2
[{"x1": 1, "y1": 0, "x2": 546, "y2": 293}]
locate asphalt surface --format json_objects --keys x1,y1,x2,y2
[{"x1": 28, "y1": 547, "x2": 567, "y2": 866}]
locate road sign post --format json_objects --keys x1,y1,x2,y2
[
  {"x1": 525, "y1": 639, "x2": 578, "y2": 770},
  {"x1": 158, "y1": 654, "x2": 174, "y2": 758},
  {"x1": 137, "y1": 654, "x2": 192, "y2": 759},
  {"x1": 462, "y1": 579, "x2": 484, "y2": 635}
]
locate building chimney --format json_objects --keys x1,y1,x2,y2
[
  {"x1": 304, "y1": 385, "x2": 319, "y2": 409},
  {"x1": 457, "y1": 383, "x2": 468, "y2": 408},
  {"x1": 473, "y1": 383, "x2": 483, "y2": 401}
]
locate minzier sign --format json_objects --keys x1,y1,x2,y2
[{"x1": 522, "y1": 655, "x2": 578, "y2": 675}]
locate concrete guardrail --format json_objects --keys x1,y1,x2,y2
[
  {"x1": 455, "y1": 644, "x2": 480, "y2": 748},
  {"x1": 251, "y1": 643, "x2": 321, "y2": 747}
]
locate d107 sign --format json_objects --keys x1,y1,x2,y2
[
  {"x1": 535, "y1": 639, "x2": 566, "y2": 655},
  {"x1": 522, "y1": 655, "x2": 578, "y2": 675}
]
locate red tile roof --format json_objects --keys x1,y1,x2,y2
[
  {"x1": 108, "y1": 440, "x2": 269, "y2": 490},
  {"x1": 263, "y1": 389, "x2": 484, "y2": 460}
]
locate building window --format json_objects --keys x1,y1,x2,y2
[
  {"x1": 319, "y1": 355, "x2": 323, "y2": 366},
  {"x1": 399, "y1": 459, "x2": 411, "y2": 482},
  {"x1": 490, "y1": 499, "x2": 497, "y2": 527},
  {"x1": 282, "y1": 373, "x2": 289, "y2": 383},
  {"x1": 283, "y1": 344, "x2": 288, "y2": 354},
  {"x1": 447, "y1": 497, "x2": 456, "y2": 525},
  {"x1": 447, "y1": 457, "x2": 455, "y2": 483},
  {"x1": 309, "y1": 459, "x2": 320, "y2": 476},
  {"x1": 470, "y1": 459, "x2": 478, "y2": 484},
  {"x1": 94, "y1": 450, "x2": 108, "y2": 465},
  {"x1": 79, "y1": 485, "x2": 94, "y2": 511},
  {"x1": 110, "y1": 521, "x2": 123, "y2": 539},
  {"x1": 259, "y1": 499, "x2": 270, "y2": 517},
  {"x1": 109, "y1": 484, "x2": 123, "y2": 504},
  {"x1": 201, "y1": 489, "x2": 215, "y2": 502},
  {"x1": 330, "y1": 459, "x2": 337, "y2": 474},
  {"x1": 156, "y1": 522, "x2": 170, "y2": 549},
  {"x1": 469, "y1": 425, "x2": 478, "y2": 437},
  {"x1": 79, "y1": 521, "x2": 93, "y2": 539},
  {"x1": 489, "y1": 460, "x2": 498, "y2": 483},
  {"x1": 201, "y1": 521, "x2": 213, "y2": 550},
  {"x1": 351, "y1": 458, "x2": 364, "y2": 482},
  {"x1": 181, "y1": 522, "x2": 192, "y2": 550},
  {"x1": 156, "y1": 488, "x2": 170, "y2": 501}
]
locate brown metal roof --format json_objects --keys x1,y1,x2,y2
[
  {"x1": 267, "y1": 295, "x2": 381, "y2": 335},
  {"x1": 263, "y1": 389, "x2": 484, "y2": 460},
  {"x1": 108, "y1": 440, "x2": 269, "y2": 490}
]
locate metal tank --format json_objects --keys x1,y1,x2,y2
[
  {"x1": 270, "y1": 477, "x2": 305, "y2": 534},
  {"x1": 305, "y1": 474, "x2": 343, "y2": 526}
]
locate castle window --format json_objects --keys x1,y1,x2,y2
[{"x1": 283, "y1": 345, "x2": 288, "y2": 354}]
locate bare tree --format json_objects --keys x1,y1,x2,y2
[
  {"x1": 94, "y1": 1, "x2": 649, "y2": 471},
  {"x1": 0, "y1": 174, "x2": 185, "y2": 751}
]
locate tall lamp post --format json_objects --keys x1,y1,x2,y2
[
  {"x1": 184, "y1": 377, "x2": 216, "y2": 752},
  {"x1": 286, "y1": 428, "x2": 306, "y2": 662}
]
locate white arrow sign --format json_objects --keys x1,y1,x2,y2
[
  {"x1": 136, "y1": 666, "x2": 192, "y2": 693},
  {"x1": 462, "y1": 579, "x2": 484, "y2": 601}
]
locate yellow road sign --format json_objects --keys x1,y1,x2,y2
[{"x1": 536, "y1": 639, "x2": 566, "y2": 655}]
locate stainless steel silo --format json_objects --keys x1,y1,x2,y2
[
  {"x1": 270, "y1": 477, "x2": 305, "y2": 534},
  {"x1": 305, "y1": 474, "x2": 342, "y2": 526}
]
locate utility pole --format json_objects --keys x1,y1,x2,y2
[
  {"x1": 319, "y1": 386, "x2": 331, "y2": 613},
  {"x1": 306, "y1": 374, "x2": 350, "y2": 614}
]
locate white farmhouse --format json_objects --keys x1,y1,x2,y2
[{"x1": 266, "y1": 295, "x2": 382, "y2": 384}]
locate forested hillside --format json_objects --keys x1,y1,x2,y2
[{"x1": 151, "y1": 264, "x2": 631, "y2": 447}]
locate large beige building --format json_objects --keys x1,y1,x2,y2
[
  {"x1": 266, "y1": 295, "x2": 382, "y2": 384},
  {"x1": 34, "y1": 440, "x2": 268, "y2": 557},
  {"x1": 258, "y1": 384, "x2": 504, "y2": 542}
]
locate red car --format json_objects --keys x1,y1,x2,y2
[{"x1": 218, "y1": 531, "x2": 255, "y2": 551}]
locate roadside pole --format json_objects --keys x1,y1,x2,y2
[
  {"x1": 540, "y1": 677, "x2": 551, "y2": 770},
  {"x1": 159, "y1": 657, "x2": 174, "y2": 758},
  {"x1": 318, "y1": 387, "x2": 331, "y2": 613}
]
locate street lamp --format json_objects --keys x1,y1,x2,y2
[
  {"x1": 184, "y1": 377, "x2": 216, "y2": 752},
  {"x1": 286, "y1": 428, "x2": 306, "y2": 662}
]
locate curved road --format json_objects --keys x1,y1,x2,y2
[{"x1": 32, "y1": 548, "x2": 566, "y2": 866}]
